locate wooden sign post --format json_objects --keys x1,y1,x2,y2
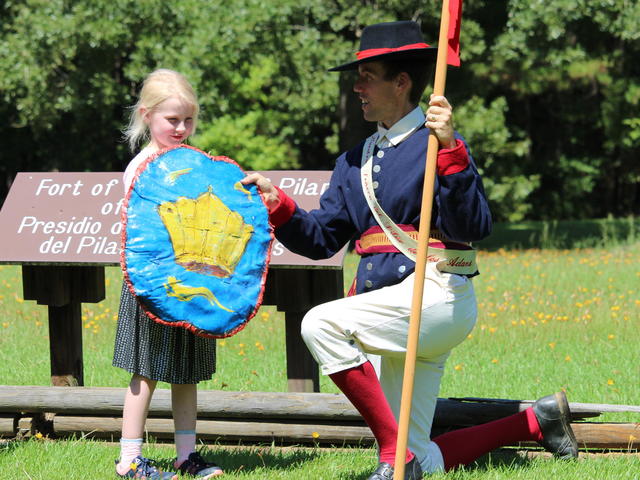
[{"x1": 0, "y1": 171, "x2": 346, "y2": 391}]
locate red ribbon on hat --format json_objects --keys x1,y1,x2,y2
[{"x1": 355, "y1": 42, "x2": 431, "y2": 60}]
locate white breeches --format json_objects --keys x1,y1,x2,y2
[{"x1": 300, "y1": 262, "x2": 477, "y2": 474}]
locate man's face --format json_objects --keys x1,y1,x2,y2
[{"x1": 353, "y1": 61, "x2": 402, "y2": 128}]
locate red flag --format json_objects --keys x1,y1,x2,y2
[{"x1": 447, "y1": 0, "x2": 463, "y2": 66}]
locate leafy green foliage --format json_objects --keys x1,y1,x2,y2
[
  {"x1": 487, "y1": 0, "x2": 640, "y2": 219},
  {"x1": 454, "y1": 96, "x2": 535, "y2": 222},
  {"x1": 0, "y1": 0, "x2": 638, "y2": 221}
]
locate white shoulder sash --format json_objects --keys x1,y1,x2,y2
[
  {"x1": 360, "y1": 134, "x2": 419, "y2": 259},
  {"x1": 359, "y1": 134, "x2": 478, "y2": 275}
]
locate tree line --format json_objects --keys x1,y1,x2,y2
[{"x1": 1, "y1": 0, "x2": 638, "y2": 222}]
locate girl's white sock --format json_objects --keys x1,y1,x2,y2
[
  {"x1": 174, "y1": 429, "x2": 197, "y2": 467},
  {"x1": 116, "y1": 437, "x2": 143, "y2": 474}
]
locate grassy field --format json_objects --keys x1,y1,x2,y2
[
  {"x1": 476, "y1": 215, "x2": 639, "y2": 251},
  {"x1": 0, "y1": 226, "x2": 639, "y2": 478},
  {"x1": 3, "y1": 440, "x2": 640, "y2": 479}
]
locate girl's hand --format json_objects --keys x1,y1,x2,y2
[
  {"x1": 426, "y1": 94, "x2": 457, "y2": 149},
  {"x1": 241, "y1": 173, "x2": 280, "y2": 210}
]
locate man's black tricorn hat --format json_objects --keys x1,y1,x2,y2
[{"x1": 329, "y1": 20, "x2": 437, "y2": 72}]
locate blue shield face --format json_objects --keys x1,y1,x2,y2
[{"x1": 123, "y1": 145, "x2": 273, "y2": 338}]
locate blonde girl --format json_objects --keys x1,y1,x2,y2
[{"x1": 115, "y1": 69, "x2": 223, "y2": 480}]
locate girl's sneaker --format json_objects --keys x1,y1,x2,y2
[
  {"x1": 176, "y1": 452, "x2": 224, "y2": 478},
  {"x1": 115, "y1": 456, "x2": 178, "y2": 479}
]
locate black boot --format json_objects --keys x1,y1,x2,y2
[
  {"x1": 533, "y1": 391, "x2": 579, "y2": 458},
  {"x1": 367, "y1": 456, "x2": 423, "y2": 480}
]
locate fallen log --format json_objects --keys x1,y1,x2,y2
[
  {"x1": 0, "y1": 385, "x2": 355, "y2": 420},
  {"x1": 450, "y1": 397, "x2": 640, "y2": 417},
  {"x1": 571, "y1": 422, "x2": 640, "y2": 450},
  {"x1": 0, "y1": 385, "x2": 613, "y2": 424},
  {"x1": 48, "y1": 415, "x2": 640, "y2": 450},
  {"x1": 0, "y1": 414, "x2": 16, "y2": 437},
  {"x1": 52, "y1": 416, "x2": 374, "y2": 445},
  {"x1": 2, "y1": 385, "x2": 639, "y2": 450}
]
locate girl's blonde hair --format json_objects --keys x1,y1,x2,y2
[{"x1": 124, "y1": 69, "x2": 199, "y2": 151}]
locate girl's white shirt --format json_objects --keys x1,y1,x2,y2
[{"x1": 122, "y1": 146, "x2": 156, "y2": 194}]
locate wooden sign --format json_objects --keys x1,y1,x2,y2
[{"x1": 0, "y1": 171, "x2": 344, "y2": 267}]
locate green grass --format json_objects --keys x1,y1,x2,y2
[
  {"x1": 0, "y1": 440, "x2": 378, "y2": 480},
  {"x1": 476, "y1": 215, "x2": 639, "y2": 250},
  {"x1": 2, "y1": 439, "x2": 640, "y2": 479},
  {"x1": 0, "y1": 221, "x2": 639, "y2": 479},
  {"x1": 445, "y1": 245, "x2": 640, "y2": 419}
]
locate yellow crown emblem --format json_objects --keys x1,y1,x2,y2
[{"x1": 158, "y1": 186, "x2": 253, "y2": 278}]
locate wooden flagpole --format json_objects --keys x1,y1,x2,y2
[{"x1": 393, "y1": 1, "x2": 452, "y2": 478}]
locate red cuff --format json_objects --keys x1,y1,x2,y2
[
  {"x1": 437, "y1": 139, "x2": 469, "y2": 176},
  {"x1": 269, "y1": 186, "x2": 297, "y2": 228}
]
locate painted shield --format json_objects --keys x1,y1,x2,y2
[{"x1": 122, "y1": 145, "x2": 273, "y2": 338}]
